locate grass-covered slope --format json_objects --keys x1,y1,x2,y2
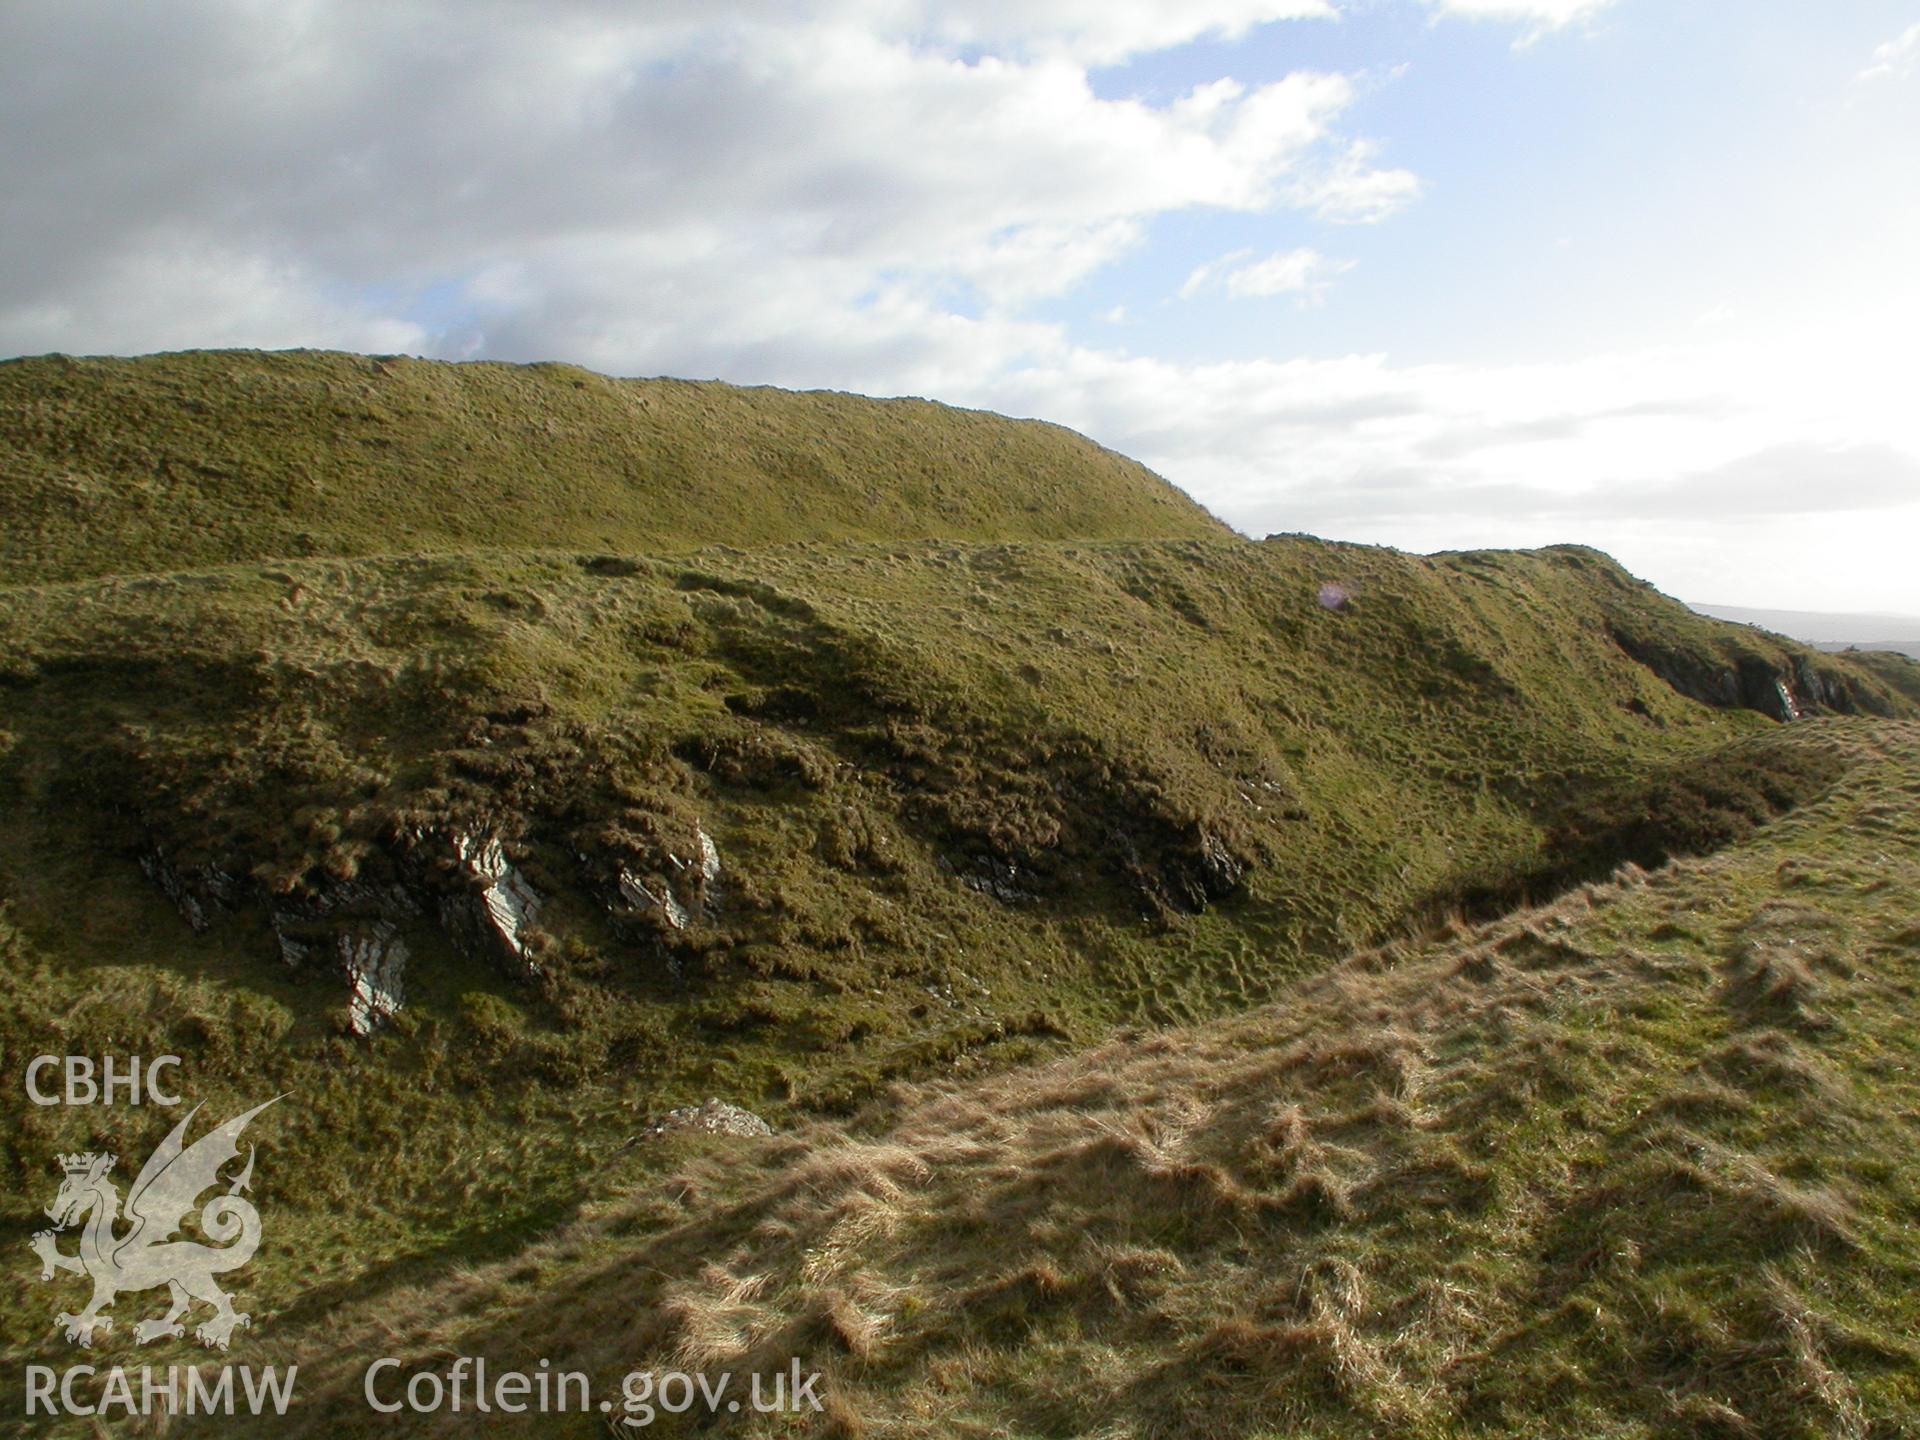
[
  {"x1": 1, "y1": 535, "x2": 1909, "y2": 1374},
  {"x1": 2, "y1": 350, "x2": 1917, "y2": 1432},
  {"x1": 1, "y1": 535, "x2": 1901, "y2": 1100},
  {"x1": 245, "y1": 718, "x2": 1920, "y2": 1439},
  {"x1": 0, "y1": 349, "x2": 1226, "y2": 583},
  {"x1": 1839, "y1": 647, "x2": 1920, "y2": 704}
]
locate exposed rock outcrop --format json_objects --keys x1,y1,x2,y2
[
  {"x1": 339, "y1": 920, "x2": 408, "y2": 1036},
  {"x1": 695, "y1": 826, "x2": 721, "y2": 888},
  {"x1": 1198, "y1": 830, "x2": 1245, "y2": 894},
  {"x1": 1109, "y1": 822, "x2": 1249, "y2": 917},
  {"x1": 1771, "y1": 677, "x2": 1802, "y2": 723},
  {"x1": 939, "y1": 853, "x2": 1037, "y2": 905},
  {"x1": 612, "y1": 822, "x2": 722, "y2": 930},
  {"x1": 1608, "y1": 628, "x2": 1893, "y2": 723},
  {"x1": 618, "y1": 867, "x2": 690, "y2": 929},
  {"x1": 267, "y1": 878, "x2": 422, "y2": 1032},
  {"x1": 140, "y1": 827, "x2": 549, "y2": 1026},
  {"x1": 139, "y1": 846, "x2": 241, "y2": 934},
  {"x1": 440, "y1": 832, "x2": 546, "y2": 980}
]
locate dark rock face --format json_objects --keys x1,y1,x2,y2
[
  {"x1": 617, "y1": 867, "x2": 690, "y2": 928},
  {"x1": 940, "y1": 853, "x2": 1037, "y2": 905},
  {"x1": 266, "y1": 877, "x2": 421, "y2": 1033},
  {"x1": 1107, "y1": 822, "x2": 1250, "y2": 918},
  {"x1": 1733, "y1": 657, "x2": 1800, "y2": 721},
  {"x1": 137, "y1": 820, "x2": 732, "y2": 1033},
  {"x1": 139, "y1": 842, "x2": 422, "y2": 1034},
  {"x1": 1609, "y1": 629, "x2": 1892, "y2": 723},
  {"x1": 1198, "y1": 830, "x2": 1245, "y2": 896},
  {"x1": 140, "y1": 828, "x2": 546, "y2": 1032},
  {"x1": 1794, "y1": 657, "x2": 1838, "y2": 710},
  {"x1": 139, "y1": 846, "x2": 241, "y2": 934},
  {"x1": 1156, "y1": 828, "x2": 1247, "y2": 913}
]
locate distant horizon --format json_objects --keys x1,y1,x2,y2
[{"x1": 1689, "y1": 601, "x2": 1920, "y2": 646}]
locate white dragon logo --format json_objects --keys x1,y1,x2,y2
[{"x1": 28, "y1": 1098, "x2": 279, "y2": 1349}]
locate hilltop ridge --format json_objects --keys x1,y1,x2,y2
[{"x1": 0, "y1": 349, "x2": 1224, "y2": 584}]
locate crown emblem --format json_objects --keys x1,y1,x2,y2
[{"x1": 58, "y1": 1153, "x2": 110, "y2": 1176}]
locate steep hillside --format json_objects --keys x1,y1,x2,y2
[
  {"x1": 224, "y1": 718, "x2": 1920, "y2": 1439},
  {"x1": 2, "y1": 538, "x2": 1907, "y2": 1371},
  {"x1": 0, "y1": 349, "x2": 1225, "y2": 584},
  {"x1": 2, "y1": 351, "x2": 1915, "y2": 1434},
  {"x1": 1838, "y1": 648, "x2": 1920, "y2": 701}
]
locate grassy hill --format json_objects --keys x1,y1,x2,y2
[
  {"x1": 2, "y1": 350, "x2": 1917, "y2": 1434},
  {"x1": 243, "y1": 717, "x2": 1920, "y2": 1439},
  {"x1": 0, "y1": 349, "x2": 1224, "y2": 585}
]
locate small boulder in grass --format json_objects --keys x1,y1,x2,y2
[{"x1": 638, "y1": 1098, "x2": 774, "y2": 1140}]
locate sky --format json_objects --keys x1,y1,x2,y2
[{"x1": 2, "y1": 0, "x2": 1917, "y2": 612}]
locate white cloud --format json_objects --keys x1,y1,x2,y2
[
  {"x1": 1859, "y1": 22, "x2": 1920, "y2": 82},
  {"x1": 0, "y1": 1, "x2": 1363, "y2": 362},
  {"x1": 1180, "y1": 250, "x2": 1248, "y2": 298},
  {"x1": 966, "y1": 312, "x2": 1920, "y2": 610},
  {"x1": 954, "y1": 221, "x2": 1147, "y2": 311},
  {"x1": 866, "y1": 0, "x2": 1340, "y2": 64},
  {"x1": 1180, "y1": 246, "x2": 1355, "y2": 301},
  {"x1": 0, "y1": 242, "x2": 425, "y2": 359},
  {"x1": 1228, "y1": 252, "x2": 1350, "y2": 298},
  {"x1": 1287, "y1": 139, "x2": 1423, "y2": 223},
  {"x1": 1420, "y1": 0, "x2": 1615, "y2": 45}
]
